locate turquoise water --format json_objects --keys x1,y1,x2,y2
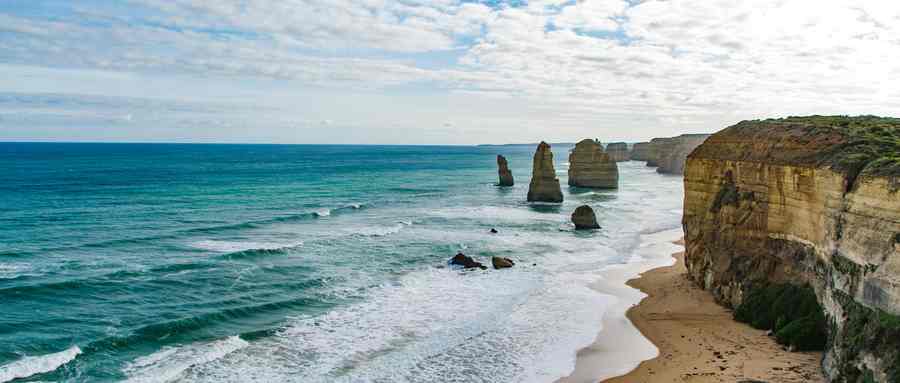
[{"x1": 0, "y1": 143, "x2": 684, "y2": 382}]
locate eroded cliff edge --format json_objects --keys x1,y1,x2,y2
[{"x1": 682, "y1": 116, "x2": 900, "y2": 382}]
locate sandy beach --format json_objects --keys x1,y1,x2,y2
[{"x1": 600, "y1": 246, "x2": 825, "y2": 383}]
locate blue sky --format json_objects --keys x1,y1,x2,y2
[{"x1": 1, "y1": 0, "x2": 899, "y2": 144}]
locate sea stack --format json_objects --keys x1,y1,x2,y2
[
  {"x1": 571, "y1": 205, "x2": 600, "y2": 229},
  {"x1": 526, "y1": 142, "x2": 564, "y2": 203},
  {"x1": 605, "y1": 142, "x2": 631, "y2": 162},
  {"x1": 568, "y1": 139, "x2": 618, "y2": 188},
  {"x1": 497, "y1": 155, "x2": 514, "y2": 186}
]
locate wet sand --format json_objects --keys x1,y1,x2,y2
[{"x1": 601, "y1": 249, "x2": 825, "y2": 382}]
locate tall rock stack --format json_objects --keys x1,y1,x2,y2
[
  {"x1": 526, "y1": 141, "x2": 564, "y2": 203},
  {"x1": 682, "y1": 116, "x2": 900, "y2": 382},
  {"x1": 631, "y1": 142, "x2": 652, "y2": 161},
  {"x1": 497, "y1": 155, "x2": 514, "y2": 186},
  {"x1": 605, "y1": 142, "x2": 631, "y2": 162},
  {"x1": 568, "y1": 139, "x2": 618, "y2": 188},
  {"x1": 656, "y1": 134, "x2": 710, "y2": 174}
]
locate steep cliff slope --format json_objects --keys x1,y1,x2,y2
[
  {"x1": 631, "y1": 142, "x2": 652, "y2": 161},
  {"x1": 683, "y1": 116, "x2": 900, "y2": 382}
]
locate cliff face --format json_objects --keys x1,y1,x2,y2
[
  {"x1": 656, "y1": 134, "x2": 710, "y2": 174},
  {"x1": 568, "y1": 139, "x2": 618, "y2": 188},
  {"x1": 605, "y1": 142, "x2": 631, "y2": 162},
  {"x1": 683, "y1": 117, "x2": 900, "y2": 382},
  {"x1": 645, "y1": 137, "x2": 669, "y2": 167},
  {"x1": 527, "y1": 141, "x2": 564, "y2": 202},
  {"x1": 631, "y1": 142, "x2": 652, "y2": 161},
  {"x1": 497, "y1": 155, "x2": 514, "y2": 186}
]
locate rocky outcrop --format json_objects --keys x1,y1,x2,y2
[
  {"x1": 656, "y1": 134, "x2": 709, "y2": 174},
  {"x1": 631, "y1": 142, "x2": 652, "y2": 162},
  {"x1": 497, "y1": 155, "x2": 514, "y2": 186},
  {"x1": 606, "y1": 142, "x2": 631, "y2": 162},
  {"x1": 572, "y1": 205, "x2": 600, "y2": 229},
  {"x1": 527, "y1": 141, "x2": 564, "y2": 202},
  {"x1": 644, "y1": 137, "x2": 670, "y2": 167},
  {"x1": 449, "y1": 252, "x2": 486, "y2": 270},
  {"x1": 682, "y1": 116, "x2": 900, "y2": 382},
  {"x1": 567, "y1": 139, "x2": 618, "y2": 188},
  {"x1": 491, "y1": 256, "x2": 515, "y2": 269}
]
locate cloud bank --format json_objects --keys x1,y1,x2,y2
[{"x1": 1, "y1": 0, "x2": 899, "y2": 143}]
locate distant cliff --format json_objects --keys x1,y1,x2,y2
[
  {"x1": 682, "y1": 116, "x2": 900, "y2": 382},
  {"x1": 605, "y1": 142, "x2": 631, "y2": 162},
  {"x1": 655, "y1": 134, "x2": 710, "y2": 174},
  {"x1": 631, "y1": 142, "x2": 652, "y2": 161}
]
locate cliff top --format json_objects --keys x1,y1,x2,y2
[{"x1": 691, "y1": 115, "x2": 900, "y2": 178}]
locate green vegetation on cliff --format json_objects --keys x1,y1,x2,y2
[
  {"x1": 734, "y1": 283, "x2": 826, "y2": 351},
  {"x1": 832, "y1": 290, "x2": 900, "y2": 382},
  {"x1": 763, "y1": 115, "x2": 900, "y2": 178}
]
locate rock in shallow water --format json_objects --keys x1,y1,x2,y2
[
  {"x1": 571, "y1": 205, "x2": 600, "y2": 229},
  {"x1": 491, "y1": 256, "x2": 515, "y2": 269},
  {"x1": 497, "y1": 155, "x2": 514, "y2": 186},
  {"x1": 449, "y1": 252, "x2": 487, "y2": 270},
  {"x1": 527, "y1": 141, "x2": 563, "y2": 203},
  {"x1": 568, "y1": 139, "x2": 618, "y2": 188}
]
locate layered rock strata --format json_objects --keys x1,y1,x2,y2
[
  {"x1": 527, "y1": 142, "x2": 564, "y2": 203},
  {"x1": 682, "y1": 116, "x2": 900, "y2": 382},
  {"x1": 631, "y1": 142, "x2": 652, "y2": 162},
  {"x1": 567, "y1": 139, "x2": 618, "y2": 188},
  {"x1": 606, "y1": 142, "x2": 631, "y2": 162},
  {"x1": 644, "y1": 137, "x2": 670, "y2": 167},
  {"x1": 497, "y1": 155, "x2": 514, "y2": 186}
]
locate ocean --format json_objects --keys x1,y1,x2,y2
[{"x1": 0, "y1": 143, "x2": 684, "y2": 382}]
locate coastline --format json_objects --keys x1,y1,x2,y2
[{"x1": 596, "y1": 246, "x2": 825, "y2": 382}]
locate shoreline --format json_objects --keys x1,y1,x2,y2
[{"x1": 596, "y1": 247, "x2": 825, "y2": 382}]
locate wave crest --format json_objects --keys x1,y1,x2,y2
[{"x1": 0, "y1": 346, "x2": 81, "y2": 383}]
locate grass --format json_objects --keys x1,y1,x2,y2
[
  {"x1": 733, "y1": 283, "x2": 827, "y2": 351},
  {"x1": 760, "y1": 115, "x2": 900, "y2": 179}
]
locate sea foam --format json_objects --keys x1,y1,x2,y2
[
  {"x1": 0, "y1": 346, "x2": 81, "y2": 383},
  {"x1": 122, "y1": 336, "x2": 248, "y2": 383}
]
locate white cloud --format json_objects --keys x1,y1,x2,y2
[{"x1": 1, "y1": 0, "x2": 899, "y2": 143}]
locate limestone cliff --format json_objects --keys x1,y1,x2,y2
[
  {"x1": 656, "y1": 134, "x2": 710, "y2": 174},
  {"x1": 605, "y1": 142, "x2": 631, "y2": 162},
  {"x1": 644, "y1": 137, "x2": 670, "y2": 167},
  {"x1": 631, "y1": 142, "x2": 652, "y2": 162},
  {"x1": 527, "y1": 141, "x2": 564, "y2": 203},
  {"x1": 682, "y1": 116, "x2": 900, "y2": 382},
  {"x1": 497, "y1": 155, "x2": 514, "y2": 186},
  {"x1": 568, "y1": 139, "x2": 618, "y2": 188}
]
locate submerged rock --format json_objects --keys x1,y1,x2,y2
[
  {"x1": 527, "y1": 141, "x2": 564, "y2": 203},
  {"x1": 568, "y1": 139, "x2": 618, "y2": 188},
  {"x1": 497, "y1": 155, "x2": 514, "y2": 186},
  {"x1": 449, "y1": 252, "x2": 486, "y2": 270},
  {"x1": 491, "y1": 256, "x2": 515, "y2": 269},
  {"x1": 571, "y1": 205, "x2": 600, "y2": 229}
]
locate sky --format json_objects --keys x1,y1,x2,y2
[{"x1": 0, "y1": 0, "x2": 899, "y2": 144}]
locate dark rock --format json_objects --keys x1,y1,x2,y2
[
  {"x1": 490, "y1": 228, "x2": 498, "y2": 234},
  {"x1": 449, "y1": 252, "x2": 486, "y2": 270},
  {"x1": 491, "y1": 256, "x2": 515, "y2": 269},
  {"x1": 497, "y1": 155, "x2": 514, "y2": 186},
  {"x1": 572, "y1": 205, "x2": 600, "y2": 229}
]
